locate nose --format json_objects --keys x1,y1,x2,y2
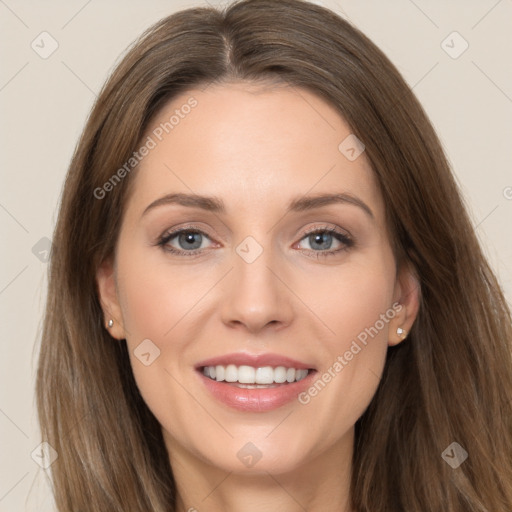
[{"x1": 219, "y1": 239, "x2": 294, "y2": 334}]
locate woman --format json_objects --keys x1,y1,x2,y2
[{"x1": 36, "y1": 0, "x2": 512, "y2": 510}]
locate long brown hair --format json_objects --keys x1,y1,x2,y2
[{"x1": 36, "y1": 0, "x2": 512, "y2": 510}]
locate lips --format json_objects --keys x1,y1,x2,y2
[
  {"x1": 194, "y1": 352, "x2": 317, "y2": 412},
  {"x1": 195, "y1": 352, "x2": 315, "y2": 370}
]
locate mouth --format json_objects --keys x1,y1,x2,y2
[{"x1": 194, "y1": 361, "x2": 318, "y2": 412}]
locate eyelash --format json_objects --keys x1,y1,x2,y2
[{"x1": 156, "y1": 224, "x2": 354, "y2": 259}]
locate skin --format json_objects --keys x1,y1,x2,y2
[{"x1": 97, "y1": 81, "x2": 420, "y2": 512}]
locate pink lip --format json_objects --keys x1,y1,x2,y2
[
  {"x1": 194, "y1": 352, "x2": 317, "y2": 412},
  {"x1": 196, "y1": 369, "x2": 318, "y2": 412},
  {"x1": 195, "y1": 352, "x2": 315, "y2": 370}
]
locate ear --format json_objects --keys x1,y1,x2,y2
[
  {"x1": 388, "y1": 262, "x2": 421, "y2": 346},
  {"x1": 96, "y1": 256, "x2": 126, "y2": 340}
]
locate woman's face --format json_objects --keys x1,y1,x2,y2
[{"x1": 97, "y1": 81, "x2": 418, "y2": 477}]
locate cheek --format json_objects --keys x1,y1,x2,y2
[
  {"x1": 300, "y1": 256, "x2": 396, "y2": 425},
  {"x1": 114, "y1": 243, "x2": 221, "y2": 421},
  {"x1": 114, "y1": 249, "x2": 198, "y2": 438},
  {"x1": 319, "y1": 255, "x2": 396, "y2": 345},
  {"x1": 116, "y1": 245, "x2": 207, "y2": 342}
]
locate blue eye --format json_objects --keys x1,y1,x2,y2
[
  {"x1": 157, "y1": 225, "x2": 354, "y2": 258},
  {"x1": 157, "y1": 228, "x2": 211, "y2": 255},
  {"x1": 296, "y1": 227, "x2": 354, "y2": 258}
]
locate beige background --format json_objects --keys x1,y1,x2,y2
[{"x1": 1, "y1": 0, "x2": 511, "y2": 510}]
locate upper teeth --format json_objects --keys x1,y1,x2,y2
[{"x1": 202, "y1": 365, "x2": 309, "y2": 384}]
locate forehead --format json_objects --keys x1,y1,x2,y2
[{"x1": 127, "y1": 82, "x2": 384, "y2": 221}]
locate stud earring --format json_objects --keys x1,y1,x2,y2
[
  {"x1": 397, "y1": 327, "x2": 407, "y2": 339},
  {"x1": 107, "y1": 319, "x2": 114, "y2": 328}
]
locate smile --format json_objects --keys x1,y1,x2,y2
[
  {"x1": 196, "y1": 365, "x2": 317, "y2": 412},
  {"x1": 202, "y1": 364, "x2": 310, "y2": 386}
]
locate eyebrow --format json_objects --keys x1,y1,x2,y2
[{"x1": 141, "y1": 192, "x2": 374, "y2": 219}]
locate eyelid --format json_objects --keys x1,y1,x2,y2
[{"x1": 300, "y1": 223, "x2": 351, "y2": 238}]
